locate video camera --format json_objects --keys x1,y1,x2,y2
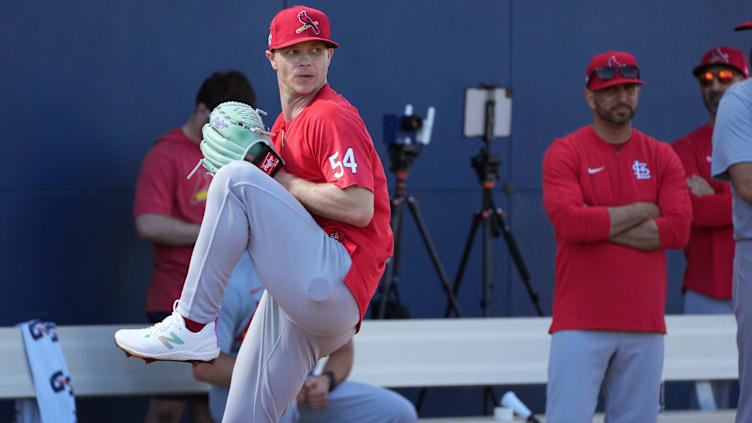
[
  {"x1": 383, "y1": 105, "x2": 435, "y2": 173},
  {"x1": 383, "y1": 104, "x2": 435, "y2": 146}
]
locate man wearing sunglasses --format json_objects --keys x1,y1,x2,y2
[
  {"x1": 694, "y1": 47, "x2": 749, "y2": 126},
  {"x1": 542, "y1": 51, "x2": 692, "y2": 423},
  {"x1": 711, "y1": 17, "x2": 752, "y2": 423},
  {"x1": 672, "y1": 45, "x2": 748, "y2": 411}
]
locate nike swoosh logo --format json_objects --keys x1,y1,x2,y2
[
  {"x1": 588, "y1": 167, "x2": 605, "y2": 174},
  {"x1": 706, "y1": 155, "x2": 713, "y2": 162}
]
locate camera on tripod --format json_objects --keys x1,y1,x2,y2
[
  {"x1": 384, "y1": 104, "x2": 435, "y2": 146},
  {"x1": 374, "y1": 103, "x2": 464, "y2": 320},
  {"x1": 383, "y1": 104, "x2": 435, "y2": 173},
  {"x1": 447, "y1": 83, "x2": 542, "y2": 319},
  {"x1": 461, "y1": 85, "x2": 512, "y2": 186}
]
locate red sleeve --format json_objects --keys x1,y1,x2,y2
[
  {"x1": 690, "y1": 193, "x2": 733, "y2": 228},
  {"x1": 671, "y1": 137, "x2": 697, "y2": 178},
  {"x1": 542, "y1": 139, "x2": 611, "y2": 243},
  {"x1": 672, "y1": 136, "x2": 733, "y2": 229},
  {"x1": 133, "y1": 144, "x2": 177, "y2": 217},
  {"x1": 310, "y1": 110, "x2": 376, "y2": 192},
  {"x1": 654, "y1": 146, "x2": 693, "y2": 249}
]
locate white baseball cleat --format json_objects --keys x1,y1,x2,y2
[{"x1": 114, "y1": 309, "x2": 219, "y2": 365}]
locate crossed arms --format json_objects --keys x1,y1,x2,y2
[
  {"x1": 542, "y1": 140, "x2": 691, "y2": 251},
  {"x1": 606, "y1": 202, "x2": 661, "y2": 250}
]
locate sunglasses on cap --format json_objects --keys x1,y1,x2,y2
[
  {"x1": 589, "y1": 65, "x2": 640, "y2": 83},
  {"x1": 698, "y1": 69, "x2": 735, "y2": 86}
]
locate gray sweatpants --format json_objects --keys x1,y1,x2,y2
[
  {"x1": 545, "y1": 330, "x2": 663, "y2": 423},
  {"x1": 177, "y1": 161, "x2": 360, "y2": 422},
  {"x1": 279, "y1": 380, "x2": 418, "y2": 423},
  {"x1": 734, "y1": 241, "x2": 752, "y2": 423}
]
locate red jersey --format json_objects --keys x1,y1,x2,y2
[
  {"x1": 672, "y1": 124, "x2": 734, "y2": 299},
  {"x1": 542, "y1": 126, "x2": 691, "y2": 334},
  {"x1": 269, "y1": 84, "x2": 393, "y2": 320},
  {"x1": 133, "y1": 128, "x2": 212, "y2": 312}
]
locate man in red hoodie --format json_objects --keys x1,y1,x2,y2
[
  {"x1": 542, "y1": 51, "x2": 692, "y2": 423},
  {"x1": 672, "y1": 45, "x2": 749, "y2": 410}
]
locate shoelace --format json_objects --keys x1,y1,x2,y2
[{"x1": 146, "y1": 300, "x2": 182, "y2": 336}]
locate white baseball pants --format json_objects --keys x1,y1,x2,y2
[{"x1": 177, "y1": 161, "x2": 359, "y2": 422}]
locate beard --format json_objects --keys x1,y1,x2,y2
[
  {"x1": 703, "y1": 92, "x2": 722, "y2": 118},
  {"x1": 595, "y1": 102, "x2": 636, "y2": 125}
]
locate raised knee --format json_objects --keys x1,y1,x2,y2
[
  {"x1": 307, "y1": 277, "x2": 332, "y2": 302},
  {"x1": 213, "y1": 160, "x2": 257, "y2": 184}
]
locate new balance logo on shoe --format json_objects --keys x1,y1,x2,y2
[
  {"x1": 158, "y1": 332, "x2": 184, "y2": 350},
  {"x1": 587, "y1": 166, "x2": 605, "y2": 174}
]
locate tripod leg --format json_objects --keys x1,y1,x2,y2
[
  {"x1": 493, "y1": 209, "x2": 544, "y2": 316},
  {"x1": 405, "y1": 197, "x2": 462, "y2": 317},
  {"x1": 482, "y1": 212, "x2": 493, "y2": 317},
  {"x1": 483, "y1": 386, "x2": 500, "y2": 414},
  {"x1": 377, "y1": 197, "x2": 405, "y2": 319},
  {"x1": 444, "y1": 212, "x2": 483, "y2": 317},
  {"x1": 377, "y1": 262, "x2": 396, "y2": 319},
  {"x1": 416, "y1": 387, "x2": 427, "y2": 414}
]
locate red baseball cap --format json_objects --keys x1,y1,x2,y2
[
  {"x1": 585, "y1": 51, "x2": 645, "y2": 91},
  {"x1": 734, "y1": 17, "x2": 752, "y2": 31},
  {"x1": 693, "y1": 46, "x2": 750, "y2": 78},
  {"x1": 268, "y1": 5, "x2": 339, "y2": 51}
]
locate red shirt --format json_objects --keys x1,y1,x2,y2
[
  {"x1": 270, "y1": 84, "x2": 393, "y2": 321},
  {"x1": 542, "y1": 126, "x2": 691, "y2": 334},
  {"x1": 672, "y1": 124, "x2": 734, "y2": 299},
  {"x1": 133, "y1": 128, "x2": 212, "y2": 312}
]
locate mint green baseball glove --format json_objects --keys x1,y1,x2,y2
[{"x1": 198, "y1": 101, "x2": 284, "y2": 177}]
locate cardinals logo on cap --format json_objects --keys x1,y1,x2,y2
[
  {"x1": 710, "y1": 47, "x2": 731, "y2": 64},
  {"x1": 296, "y1": 10, "x2": 320, "y2": 35},
  {"x1": 607, "y1": 55, "x2": 623, "y2": 67}
]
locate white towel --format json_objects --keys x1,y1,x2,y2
[{"x1": 15, "y1": 320, "x2": 77, "y2": 423}]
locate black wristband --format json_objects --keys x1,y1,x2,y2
[{"x1": 323, "y1": 371, "x2": 337, "y2": 392}]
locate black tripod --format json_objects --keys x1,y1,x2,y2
[
  {"x1": 375, "y1": 143, "x2": 462, "y2": 319},
  {"x1": 419, "y1": 89, "x2": 543, "y2": 415},
  {"x1": 415, "y1": 144, "x2": 541, "y2": 414},
  {"x1": 443, "y1": 145, "x2": 543, "y2": 319}
]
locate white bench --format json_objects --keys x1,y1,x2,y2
[
  {"x1": 0, "y1": 315, "x2": 738, "y2": 421},
  {"x1": 418, "y1": 410, "x2": 738, "y2": 422},
  {"x1": 0, "y1": 324, "x2": 209, "y2": 398},
  {"x1": 348, "y1": 315, "x2": 739, "y2": 387}
]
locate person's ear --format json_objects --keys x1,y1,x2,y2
[
  {"x1": 584, "y1": 89, "x2": 596, "y2": 111},
  {"x1": 196, "y1": 103, "x2": 211, "y2": 121},
  {"x1": 266, "y1": 50, "x2": 278, "y2": 71}
]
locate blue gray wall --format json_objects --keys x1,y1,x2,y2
[{"x1": 2, "y1": 1, "x2": 750, "y2": 420}]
